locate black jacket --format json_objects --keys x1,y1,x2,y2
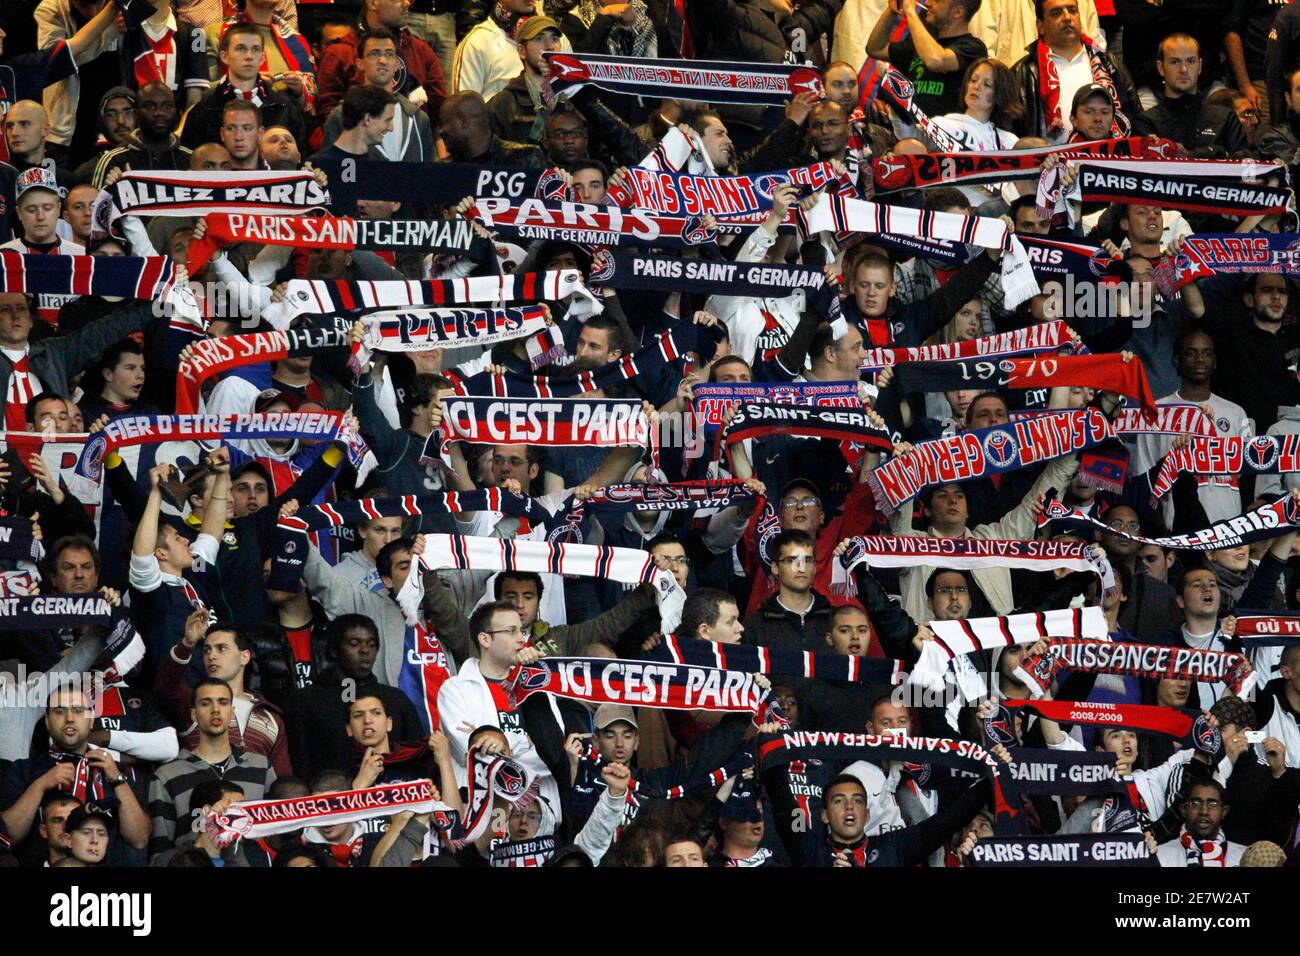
[
  {"x1": 1259, "y1": 112, "x2": 1300, "y2": 164},
  {"x1": 181, "y1": 81, "x2": 306, "y2": 152},
  {"x1": 1011, "y1": 40, "x2": 1138, "y2": 140},
  {"x1": 742, "y1": 590, "x2": 835, "y2": 653},
  {"x1": 283, "y1": 671, "x2": 425, "y2": 779},
  {"x1": 1131, "y1": 92, "x2": 1249, "y2": 157},
  {"x1": 1210, "y1": 319, "x2": 1300, "y2": 434}
]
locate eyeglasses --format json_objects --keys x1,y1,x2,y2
[
  {"x1": 486, "y1": 626, "x2": 525, "y2": 637},
  {"x1": 508, "y1": 809, "x2": 543, "y2": 822},
  {"x1": 658, "y1": 555, "x2": 690, "y2": 566},
  {"x1": 1185, "y1": 798, "x2": 1222, "y2": 810},
  {"x1": 935, "y1": 586, "x2": 968, "y2": 597},
  {"x1": 1107, "y1": 519, "x2": 1141, "y2": 532},
  {"x1": 782, "y1": 496, "x2": 819, "y2": 509}
]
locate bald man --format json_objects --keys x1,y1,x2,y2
[{"x1": 437, "y1": 91, "x2": 545, "y2": 167}]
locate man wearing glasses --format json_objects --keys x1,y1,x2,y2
[
  {"x1": 1154, "y1": 781, "x2": 1246, "y2": 866},
  {"x1": 743, "y1": 529, "x2": 834, "y2": 652},
  {"x1": 322, "y1": 30, "x2": 435, "y2": 163},
  {"x1": 1, "y1": 684, "x2": 150, "y2": 863},
  {"x1": 1099, "y1": 504, "x2": 1181, "y2": 643},
  {"x1": 439, "y1": 600, "x2": 588, "y2": 829}
]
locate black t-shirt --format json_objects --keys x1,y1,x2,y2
[
  {"x1": 887, "y1": 32, "x2": 988, "y2": 118},
  {"x1": 306, "y1": 144, "x2": 364, "y2": 216},
  {"x1": 1227, "y1": 0, "x2": 1290, "y2": 76}
]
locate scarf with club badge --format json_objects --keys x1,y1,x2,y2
[
  {"x1": 1036, "y1": 493, "x2": 1300, "y2": 551},
  {"x1": 1036, "y1": 36, "x2": 1130, "y2": 139}
]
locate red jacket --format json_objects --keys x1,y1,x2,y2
[
  {"x1": 315, "y1": 23, "x2": 446, "y2": 125},
  {"x1": 740, "y1": 483, "x2": 886, "y2": 618}
]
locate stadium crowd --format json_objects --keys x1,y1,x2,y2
[{"x1": 1, "y1": 0, "x2": 1300, "y2": 869}]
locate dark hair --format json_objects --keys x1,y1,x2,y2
[
  {"x1": 494, "y1": 570, "x2": 544, "y2": 598},
  {"x1": 647, "y1": 532, "x2": 685, "y2": 553},
  {"x1": 99, "y1": 338, "x2": 144, "y2": 380},
  {"x1": 568, "y1": 156, "x2": 609, "y2": 180},
  {"x1": 24, "y1": 390, "x2": 67, "y2": 425},
  {"x1": 954, "y1": 0, "x2": 982, "y2": 19},
  {"x1": 679, "y1": 587, "x2": 737, "y2": 639},
  {"x1": 1008, "y1": 194, "x2": 1041, "y2": 223},
  {"x1": 1281, "y1": 643, "x2": 1300, "y2": 671},
  {"x1": 39, "y1": 790, "x2": 82, "y2": 819},
  {"x1": 310, "y1": 770, "x2": 352, "y2": 794},
  {"x1": 326, "y1": 614, "x2": 378, "y2": 660},
  {"x1": 683, "y1": 107, "x2": 723, "y2": 137},
  {"x1": 469, "y1": 599, "x2": 520, "y2": 651},
  {"x1": 220, "y1": 22, "x2": 262, "y2": 51},
  {"x1": 221, "y1": 97, "x2": 263, "y2": 127},
  {"x1": 190, "y1": 678, "x2": 234, "y2": 708},
  {"x1": 922, "y1": 186, "x2": 970, "y2": 213},
  {"x1": 360, "y1": 27, "x2": 397, "y2": 54},
  {"x1": 824, "y1": 773, "x2": 868, "y2": 797},
  {"x1": 925, "y1": 566, "x2": 974, "y2": 598},
  {"x1": 206, "y1": 621, "x2": 251, "y2": 653},
  {"x1": 1182, "y1": 778, "x2": 1227, "y2": 803},
  {"x1": 1173, "y1": 323, "x2": 1214, "y2": 357},
  {"x1": 1248, "y1": 272, "x2": 1290, "y2": 296},
  {"x1": 340, "y1": 85, "x2": 396, "y2": 130},
  {"x1": 44, "y1": 535, "x2": 101, "y2": 585},
  {"x1": 190, "y1": 779, "x2": 245, "y2": 810},
  {"x1": 960, "y1": 57, "x2": 1024, "y2": 127},
  {"x1": 376, "y1": 537, "x2": 415, "y2": 579},
  {"x1": 268, "y1": 776, "x2": 309, "y2": 799},
  {"x1": 579, "y1": 313, "x2": 630, "y2": 354},
  {"x1": 810, "y1": 322, "x2": 844, "y2": 364},
  {"x1": 964, "y1": 390, "x2": 1008, "y2": 426},
  {"x1": 546, "y1": 102, "x2": 587, "y2": 131},
  {"x1": 771, "y1": 528, "x2": 816, "y2": 562}
]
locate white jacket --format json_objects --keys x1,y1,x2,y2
[
  {"x1": 437, "y1": 657, "x2": 564, "y2": 824},
  {"x1": 1156, "y1": 835, "x2": 1246, "y2": 867},
  {"x1": 451, "y1": 19, "x2": 571, "y2": 100}
]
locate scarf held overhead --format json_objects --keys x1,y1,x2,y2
[
  {"x1": 647, "y1": 634, "x2": 905, "y2": 686},
  {"x1": 1075, "y1": 160, "x2": 1290, "y2": 216},
  {"x1": 505, "y1": 656, "x2": 786, "y2": 727},
  {"x1": 967, "y1": 833, "x2": 1154, "y2": 867},
  {"x1": 858, "y1": 320, "x2": 1077, "y2": 370},
  {"x1": 544, "y1": 51, "x2": 824, "y2": 107},
  {"x1": 398, "y1": 535, "x2": 686, "y2": 633},
  {"x1": 469, "y1": 197, "x2": 718, "y2": 248},
  {"x1": 867, "y1": 407, "x2": 1115, "y2": 516},
  {"x1": 1014, "y1": 638, "x2": 1256, "y2": 698},
  {"x1": 92, "y1": 169, "x2": 329, "y2": 236},
  {"x1": 186, "y1": 213, "x2": 477, "y2": 273},
  {"x1": 717, "y1": 401, "x2": 894, "y2": 467},
  {"x1": 1037, "y1": 493, "x2": 1300, "y2": 551},
  {"x1": 0, "y1": 515, "x2": 44, "y2": 562},
  {"x1": 1150, "y1": 436, "x2": 1300, "y2": 501},
  {"x1": 0, "y1": 252, "x2": 176, "y2": 300},
  {"x1": 330, "y1": 160, "x2": 570, "y2": 206},
  {"x1": 586, "y1": 250, "x2": 826, "y2": 297}
]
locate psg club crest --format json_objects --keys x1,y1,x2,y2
[
  {"x1": 752, "y1": 173, "x2": 791, "y2": 200},
  {"x1": 873, "y1": 156, "x2": 911, "y2": 191},
  {"x1": 534, "y1": 168, "x2": 568, "y2": 200},
  {"x1": 900, "y1": 761, "x2": 931, "y2": 787},
  {"x1": 681, "y1": 214, "x2": 713, "y2": 246},
  {"x1": 494, "y1": 763, "x2": 528, "y2": 799},
  {"x1": 788, "y1": 67, "x2": 824, "y2": 99},
  {"x1": 981, "y1": 704, "x2": 1018, "y2": 747},
  {"x1": 982, "y1": 430, "x2": 1019, "y2": 469},
  {"x1": 514, "y1": 665, "x2": 552, "y2": 691},
  {"x1": 1244, "y1": 437, "x2": 1279, "y2": 471},
  {"x1": 546, "y1": 54, "x2": 588, "y2": 82},
  {"x1": 1192, "y1": 714, "x2": 1222, "y2": 757},
  {"x1": 881, "y1": 70, "x2": 915, "y2": 103},
  {"x1": 589, "y1": 250, "x2": 615, "y2": 283}
]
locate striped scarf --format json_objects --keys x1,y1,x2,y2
[
  {"x1": 587, "y1": 250, "x2": 827, "y2": 298},
  {"x1": 0, "y1": 514, "x2": 43, "y2": 562},
  {"x1": 798, "y1": 194, "x2": 1040, "y2": 309},
  {"x1": 833, "y1": 535, "x2": 1111, "y2": 588},
  {"x1": 692, "y1": 382, "x2": 859, "y2": 435},
  {"x1": 544, "y1": 51, "x2": 825, "y2": 107},
  {"x1": 0, "y1": 251, "x2": 176, "y2": 300},
  {"x1": 1004, "y1": 699, "x2": 1195, "y2": 737},
  {"x1": 92, "y1": 170, "x2": 330, "y2": 238},
  {"x1": 399, "y1": 535, "x2": 686, "y2": 633},
  {"x1": 967, "y1": 833, "x2": 1153, "y2": 867},
  {"x1": 913, "y1": 606, "x2": 1108, "y2": 692},
  {"x1": 717, "y1": 401, "x2": 893, "y2": 467},
  {"x1": 1232, "y1": 612, "x2": 1300, "y2": 646},
  {"x1": 268, "y1": 270, "x2": 597, "y2": 323},
  {"x1": 866, "y1": 407, "x2": 1115, "y2": 516},
  {"x1": 48, "y1": 751, "x2": 110, "y2": 803},
  {"x1": 646, "y1": 634, "x2": 905, "y2": 685},
  {"x1": 1157, "y1": 233, "x2": 1300, "y2": 294},
  {"x1": 1037, "y1": 492, "x2": 1300, "y2": 551},
  {"x1": 853, "y1": 57, "x2": 964, "y2": 154},
  {"x1": 1179, "y1": 826, "x2": 1228, "y2": 867},
  {"x1": 1074, "y1": 159, "x2": 1289, "y2": 216},
  {"x1": 353, "y1": 306, "x2": 550, "y2": 369},
  {"x1": 1036, "y1": 36, "x2": 1130, "y2": 139},
  {"x1": 1013, "y1": 638, "x2": 1256, "y2": 699}
]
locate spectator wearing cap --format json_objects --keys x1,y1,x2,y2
[
  {"x1": 1068, "y1": 83, "x2": 1116, "y2": 142},
  {"x1": 91, "y1": 81, "x2": 195, "y2": 188},
  {"x1": 486, "y1": 16, "x2": 563, "y2": 145},
  {"x1": 743, "y1": 529, "x2": 835, "y2": 653},
  {"x1": 1010, "y1": 0, "x2": 1136, "y2": 142},
  {"x1": 1, "y1": 166, "x2": 81, "y2": 256},
  {"x1": 70, "y1": 86, "x2": 137, "y2": 185},
  {"x1": 452, "y1": 0, "x2": 572, "y2": 101},
  {"x1": 1132, "y1": 33, "x2": 1248, "y2": 155},
  {"x1": 315, "y1": 0, "x2": 448, "y2": 125},
  {"x1": 321, "y1": 29, "x2": 435, "y2": 163},
  {"x1": 562, "y1": 703, "x2": 752, "y2": 831},
  {"x1": 61, "y1": 802, "x2": 116, "y2": 867}
]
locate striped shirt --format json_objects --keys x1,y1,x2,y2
[{"x1": 146, "y1": 748, "x2": 275, "y2": 859}]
